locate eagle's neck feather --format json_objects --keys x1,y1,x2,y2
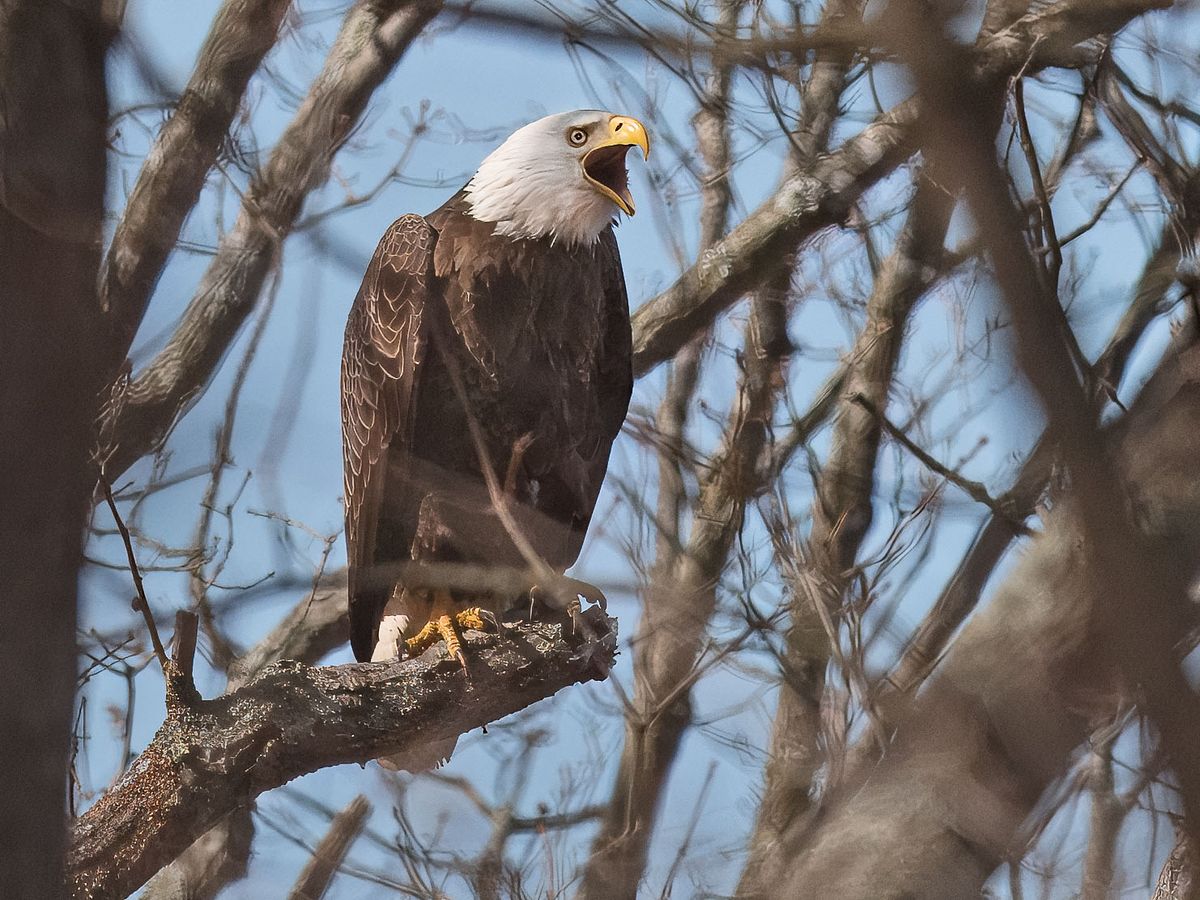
[{"x1": 462, "y1": 136, "x2": 618, "y2": 247}]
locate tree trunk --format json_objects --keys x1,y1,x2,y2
[{"x1": 0, "y1": 2, "x2": 109, "y2": 897}]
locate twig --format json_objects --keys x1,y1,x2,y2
[
  {"x1": 1039, "y1": 161, "x2": 1140, "y2": 252},
  {"x1": 98, "y1": 471, "x2": 167, "y2": 671},
  {"x1": 851, "y1": 393, "x2": 1031, "y2": 533},
  {"x1": 1014, "y1": 77, "x2": 1063, "y2": 284}
]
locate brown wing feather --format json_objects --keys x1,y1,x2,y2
[
  {"x1": 341, "y1": 214, "x2": 434, "y2": 661},
  {"x1": 561, "y1": 227, "x2": 634, "y2": 564}
]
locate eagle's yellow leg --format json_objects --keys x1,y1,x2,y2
[{"x1": 403, "y1": 607, "x2": 492, "y2": 667}]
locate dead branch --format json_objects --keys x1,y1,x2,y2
[
  {"x1": 285, "y1": 795, "x2": 371, "y2": 900},
  {"x1": 67, "y1": 608, "x2": 615, "y2": 900},
  {"x1": 95, "y1": 0, "x2": 443, "y2": 480},
  {"x1": 875, "y1": 200, "x2": 1191, "y2": 719},
  {"x1": 99, "y1": 0, "x2": 292, "y2": 366},
  {"x1": 629, "y1": 0, "x2": 1169, "y2": 377}
]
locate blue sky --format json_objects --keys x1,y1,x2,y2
[{"x1": 76, "y1": 1, "x2": 1198, "y2": 896}]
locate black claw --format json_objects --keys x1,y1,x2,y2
[{"x1": 479, "y1": 609, "x2": 500, "y2": 631}]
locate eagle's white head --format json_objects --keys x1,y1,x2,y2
[{"x1": 463, "y1": 109, "x2": 650, "y2": 247}]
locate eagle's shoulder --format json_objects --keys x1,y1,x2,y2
[{"x1": 345, "y1": 214, "x2": 435, "y2": 376}]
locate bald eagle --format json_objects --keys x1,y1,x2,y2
[{"x1": 342, "y1": 110, "x2": 647, "y2": 668}]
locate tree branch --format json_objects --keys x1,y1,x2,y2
[
  {"x1": 96, "y1": 0, "x2": 442, "y2": 479},
  {"x1": 67, "y1": 609, "x2": 615, "y2": 900},
  {"x1": 777, "y1": 311, "x2": 1200, "y2": 897},
  {"x1": 285, "y1": 795, "x2": 370, "y2": 900},
  {"x1": 99, "y1": 0, "x2": 292, "y2": 368},
  {"x1": 629, "y1": 0, "x2": 1171, "y2": 377},
  {"x1": 740, "y1": 162, "x2": 956, "y2": 893}
]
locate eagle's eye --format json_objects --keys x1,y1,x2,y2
[{"x1": 567, "y1": 128, "x2": 588, "y2": 147}]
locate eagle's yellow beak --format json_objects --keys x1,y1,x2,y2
[{"x1": 582, "y1": 115, "x2": 650, "y2": 216}]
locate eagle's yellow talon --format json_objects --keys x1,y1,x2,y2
[
  {"x1": 402, "y1": 607, "x2": 495, "y2": 665},
  {"x1": 436, "y1": 615, "x2": 467, "y2": 670},
  {"x1": 403, "y1": 619, "x2": 440, "y2": 656},
  {"x1": 457, "y1": 607, "x2": 490, "y2": 632}
]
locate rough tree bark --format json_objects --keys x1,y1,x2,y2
[
  {"x1": 0, "y1": 2, "x2": 109, "y2": 897},
  {"x1": 67, "y1": 610, "x2": 616, "y2": 900},
  {"x1": 141, "y1": 577, "x2": 349, "y2": 899}
]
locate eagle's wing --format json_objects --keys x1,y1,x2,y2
[
  {"x1": 558, "y1": 227, "x2": 634, "y2": 566},
  {"x1": 341, "y1": 214, "x2": 434, "y2": 662}
]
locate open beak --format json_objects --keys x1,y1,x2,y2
[{"x1": 582, "y1": 115, "x2": 650, "y2": 216}]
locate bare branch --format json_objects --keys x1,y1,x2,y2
[
  {"x1": 67, "y1": 609, "x2": 616, "y2": 900},
  {"x1": 98, "y1": 472, "x2": 168, "y2": 671},
  {"x1": 778, "y1": 313, "x2": 1200, "y2": 896},
  {"x1": 99, "y1": 0, "x2": 292, "y2": 366},
  {"x1": 629, "y1": 0, "x2": 1170, "y2": 377},
  {"x1": 878, "y1": 205, "x2": 1191, "y2": 717},
  {"x1": 583, "y1": 270, "x2": 794, "y2": 899},
  {"x1": 96, "y1": 0, "x2": 443, "y2": 480},
  {"x1": 741, "y1": 165, "x2": 956, "y2": 891},
  {"x1": 286, "y1": 795, "x2": 371, "y2": 900}
]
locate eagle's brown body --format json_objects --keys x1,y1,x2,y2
[{"x1": 341, "y1": 192, "x2": 633, "y2": 662}]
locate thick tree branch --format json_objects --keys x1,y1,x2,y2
[
  {"x1": 630, "y1": 99, "x2": 913, "y2": 376},
  {"x1": 140, "y1": 577, "x2": 347, "y2": 897},
  {"x1": 100, "y1": 0, "x2": 292, "y2": 368},
  {"x1": 96, "y1": 0, "x2": 442, "y2": 479},
  {"x1": 67, "y1": 609, "x2": 616, "y2": 900}
]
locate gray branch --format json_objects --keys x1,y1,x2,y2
[
  {"x1": 66, "y1": 609, "x2": 616, "y2": 900},
  {"x1": 285, "y1": 795, "x2": 371, "y2": 900},
  {"x1": 99, "y1": 0, "x2": 292, "y2": 367},
  {"x1": 96, "y1": 0, "x2": 442, "y2": 479},
  {"x1": 628, "y1": 0, "x2": 1172, "y2": 378}
]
